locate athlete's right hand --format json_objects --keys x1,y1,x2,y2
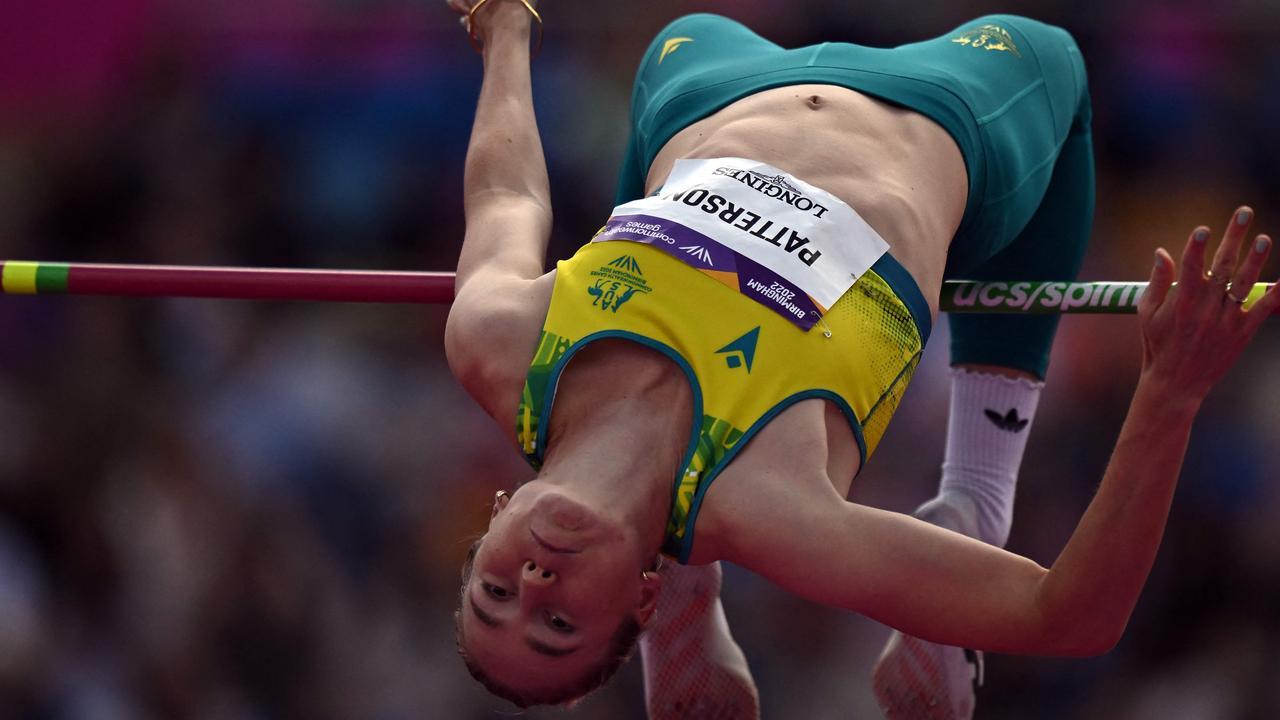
[{"x1": 1137, "y1": 206, "x2": 1280, "y2": 403}]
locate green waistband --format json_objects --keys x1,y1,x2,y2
[{"x1": 870, "y1": 252, "x2": 931, "y2": 345}]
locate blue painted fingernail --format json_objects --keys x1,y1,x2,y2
[
  {"x1": 1257, "y1": 236, "x2": 1270, "y2": 253},
  {"x1": 1194, "y1": 229, "x2": 1210, "y2": 242},
  {"x1": 1154, "y1": 250, "x2": 1164, "y2": 267},
  {"x1": 1237, "y1": 209, "x2": 1252, "y2": 226}
]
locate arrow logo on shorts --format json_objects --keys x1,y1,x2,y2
[{"x1": 660, "y1": 37, "x2": 694, "y2": 64}]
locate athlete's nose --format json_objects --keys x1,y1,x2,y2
[{"x1": 522, "y1": 560, "x2": 556, "y2": 587}]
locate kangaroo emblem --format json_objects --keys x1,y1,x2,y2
[{"x1": 588, "y1": 281, "x2": 639, "y2": 313}]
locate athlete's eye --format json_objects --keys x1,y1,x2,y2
[
  {"x1": 484, "y1": 582, "x2": 513, "y2": 600},
  {"x1": 547, "y1": 612, "x2": 575, "y2": 634}
]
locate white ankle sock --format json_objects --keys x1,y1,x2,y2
[{"x1": 921, "y1": 368, "x2": 1043, "y2": 548}]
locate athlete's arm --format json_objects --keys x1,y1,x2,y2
[
  {"x1": 454, "y1": 0, "x2": 550, "y2": 287},
  {"x1": 445, "y1": 0, "x2": 551, "y2": 419},
  {"x1": 721, "y1": 211, "x2": 1279, "y2": 657}
]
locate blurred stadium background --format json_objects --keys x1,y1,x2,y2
[{"x1": 3, "y1": 0, "x2": 1280, "y2": 718}]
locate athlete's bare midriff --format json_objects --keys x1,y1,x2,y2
[{"x1": 647, "y1": 84, "x2": 969, "y2": 319}]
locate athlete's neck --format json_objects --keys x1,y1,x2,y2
[{"x1": 540, "y1": 339, "x2": 694, "y2": 558}]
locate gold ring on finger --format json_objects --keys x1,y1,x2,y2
[{"x1": 1226, "y1": 289, "x2": 1248, "y2": 305}]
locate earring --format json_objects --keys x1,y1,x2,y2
[
  {"x1": 641, "y1": 571, "x2": 650, "y2": 582},
  {"x1": 495, "y1": 490, "x2": 510, "y2": 503}
]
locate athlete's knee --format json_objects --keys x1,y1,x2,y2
[
  {"x1": 979, "y1": 14, "x2": 1091, "y2": 128},
  {"x1": 970, "y1": 14, "x2": 1083, "y2": 64}
]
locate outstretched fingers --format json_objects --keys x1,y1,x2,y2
[
  {"x1": 1140, "y1": 248, "x2": 1177, "y2": 317},
  {"x1": 1145, "y1": 207, "x2": 1277, "y2": 398},
  {"x1": 1245, "y1": 282, "x2": 1280, "y2": 330},
  {"x1": 1177, "y1": 226, "x2": 1211, "y2": 305},
  {"x1": 1209, "y1": 207, "x2": 1254, "y2": 285},
  {"x1": 1230, "y1": 235, "x2": 1270, "y2": 305},
  {"x1": 1242, "y1": 238, "x2": 1280, "y2": 332},
  {"x1": 1179, "y1": 226, "x2": 1210, "y2": 282}
]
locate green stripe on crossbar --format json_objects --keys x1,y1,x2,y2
[{"x1": 36, "y1": 263, "x2": 70, "y2": 293}]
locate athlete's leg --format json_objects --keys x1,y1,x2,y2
[
  {"x1": 639, "y1": 562, "x2": 760, "y2": 720},
  {"x1": 924, "y1": 36, "x2": 1094, "y2": 549},
  {"x1": 875, "y1": 16, "x2": 1094, "y2": 719},
  {"x1": 871, "y1": 366, "x2": 1039, "y2": 719}
]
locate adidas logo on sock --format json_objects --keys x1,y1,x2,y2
[{"x1": 983, "y1": 407, "x2": 1028, "y2": 433}]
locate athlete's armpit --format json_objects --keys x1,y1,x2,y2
[{"x1": 445, "y1": 270, "x2": 552, "y2": 423}]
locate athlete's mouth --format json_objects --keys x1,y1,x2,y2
[{"x1": 531, "y1": 528, "x2": 582, "y2": 554}]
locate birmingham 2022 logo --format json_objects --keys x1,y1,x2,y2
[{"x1": 587, "y1": 255, "x2": 653, "y2": 313}]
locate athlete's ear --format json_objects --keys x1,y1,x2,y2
[
  {"x1": 491, "y1": 490, "x2": 512, "y2": 519},
  {"x1": 634, "y1": 570, "x2": 664, "y2": 627}
]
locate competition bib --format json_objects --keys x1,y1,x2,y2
[{"x1": 592, "y1": 157, "x2": 889, "y2": 330}]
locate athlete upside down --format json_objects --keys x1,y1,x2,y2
[{"x1": 442, "y1": 1, "x2": 1280, "y2": 715}]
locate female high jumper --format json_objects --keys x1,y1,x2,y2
[{"x1": 442, "y1": 0, "x2": 1280, "y2": 715}]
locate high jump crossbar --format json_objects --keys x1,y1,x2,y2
[{"x1": 0, "y1": 260, "x2": 1270, "y2": 314}]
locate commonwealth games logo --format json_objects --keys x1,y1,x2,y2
[
  {"x1": 587, "y1": 255, "x2": 652, "y2": 313},
  {"x1": 610, "y1": 255, "x2": 642, "y2": 274}
]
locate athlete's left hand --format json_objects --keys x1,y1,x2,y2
[{"x1": 1138, "y1": 206, "x2": 1280, "y2": 402}]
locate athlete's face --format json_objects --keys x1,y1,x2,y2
[{"x1": 458, "y1": 484, "x2": 660, "y2": 696}]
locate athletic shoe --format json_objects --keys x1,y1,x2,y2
[
  {"x1": 640, "y1": 562, "x2": 760, "y2": 720},
  {"x1": 872, "y1": 493, "x2": 986, "y2": 719},
  {"x1": 872, "y1": 630, "x2": 982, "y2": 719}
]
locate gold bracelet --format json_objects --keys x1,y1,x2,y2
[{"x1": 467, "y1": 0, "x2": 543, "y2": 57}]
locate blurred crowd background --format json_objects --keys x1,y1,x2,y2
[{"x1": 3, "y1": 0, "x2": 1280, "y2": 718}]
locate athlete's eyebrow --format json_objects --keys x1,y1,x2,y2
[
  {"x1": 470, "y1": 597, "x2": 501, "y2": 628},
  {"x1": 471, "y1": 596, "x2": 579, "y2": 657},
  {"x1": 527, "y1": 637, "x2": 578, "y2": 658}
]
